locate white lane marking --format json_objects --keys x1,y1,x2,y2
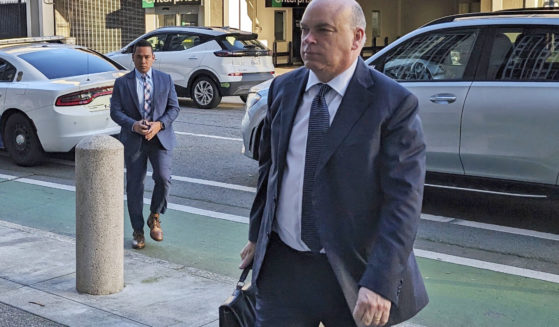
[
  {"x1": 425, "y1": 183, "x2": 548, "y2": 199},
  {"x1": 452, "y1": 219, "x2": 559, "y2": 242},
  {"x1": 145, "y1": 172, "x2": 256, "y2": 193},
  {"x1": 0, "y1": 174, "x2": 75, "y2": 191},
  {"x1": 144, "y1": 199, "x2": 249, "y2": 224},
  {"x1": 174, "y1": 131, "x2": 242, "y2": 142},
  {"x1": 415, "y1": 249, "x2": 559, "y2": 284},
  {"x1": 2, "y1": 173, "x2": 559, "y2": 284},
  {"x1": 421, "y1": 214, "x2": 454, "y2": 223},
  {"x1": 421, "y1": 214, "x2": 559, "y2": 242},
  {"x1": 1, "y1": 173, "x2": 558, "y2": 241}
]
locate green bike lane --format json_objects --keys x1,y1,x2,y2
[{"x1": 0, "y1": 177, "x2": 558, "y2": 327}]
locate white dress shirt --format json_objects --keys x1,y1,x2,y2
[{"x1": 274, "y1": 58, "x2": 359, "y2": 252}]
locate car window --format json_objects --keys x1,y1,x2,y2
[
  {"x1": 220, "y1": 35, "x2": 267, "y2": 51},
  {"x1": 378, "y1": 29, "x2": 478, "y2": 81},
  {"x1": 166, "y1": 33, "x2": 203, "y2": 51},
  {"x1": 19, "y1": 48, "x2": 121, "y2": 79},
  {"x1": 487, "y1": 28, "x2": 559, "y2": 81},
  {"x1": 0, "y1": 58, "x2": 16, "y2": 82},
  {"x1": 144, "y1": 34, "x2": 167, "y2": 52}
]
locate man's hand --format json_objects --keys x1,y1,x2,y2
[
  {"x1": 352, "y1": 287, "x2": 391, "y2": 326},
  {"x1": 133, "y1": 120, "x2": 150, "y2": 135},
  {"x1": 239, "y1": 241, "x2": 256, "y2": 269},
  {"x1": 145, "y1": 121, "x2": 163, "y2": 141}
]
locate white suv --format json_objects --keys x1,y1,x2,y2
[{"x1": 106, "y1": 27, "x2": 274, "y2": 109}]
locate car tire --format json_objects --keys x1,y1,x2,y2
[
  {"x1": 240, "y1": 95, "x2": 248, "y2": 103},
  {"x1": 192, "y1": 76, "x2": 221, "y2": 109},
  {"x1": 3, "y1": 113, "x2": 44, "y2": 166}
]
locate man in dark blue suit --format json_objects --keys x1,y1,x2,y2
[
  {"x1": 239, "y1": 0, "x2": 428, "y2": 326},
  {"x1": 110, "y1": 40, "x2": 180, "y2": 250}
]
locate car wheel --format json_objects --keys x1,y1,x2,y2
[
  {"x1": 240, "y1": 95, "x2": 248, "y2": 103},
  {"x1": 3, "y1": 113, "x2": 44, "y2": 166},
  {"x1": 192, "y1": 76, "x2": 221, "y2": 109}
]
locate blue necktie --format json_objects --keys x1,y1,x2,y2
[{"x1": 301, "y1": 83, "x2": 331, "y2": 252}]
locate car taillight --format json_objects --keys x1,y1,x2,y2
[
  {"x1": 55, "y1": 86, "x2": 113, "y2": 106},
  {"x1": 214, "y1": 50, "x2": 244, "y2": 57}
]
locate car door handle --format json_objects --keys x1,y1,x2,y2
[
  {"x1": 429, "y1": 94, "x2": 457, "y2": 104},
  {"x1": 188, "y1": 57, "x2": 198, "y2": 60}
]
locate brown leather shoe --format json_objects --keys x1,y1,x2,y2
[
  {"x1": 147, "y1": 213, "x2": 163, "y2": 241},
  {"x1": 132, "y1": 231, "x2": 145, "y2": 249}
]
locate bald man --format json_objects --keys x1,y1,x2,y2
[{"x1": 240, "y1": 0, "x2": 428, "y2": 326}]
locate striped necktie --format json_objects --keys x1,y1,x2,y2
[
  {"x1": 142, "y1": 74, "x2": 151, "y2": 118},
  {"x1": 301, "y1": 83, "x2": 331, "y2": 252}
]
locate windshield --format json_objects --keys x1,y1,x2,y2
[
  {"x1": 19, "y1": 47, "x2": 121, "y2": 79},
  {"x1": 221, "y1": 35, "x2": 268, "y2": 51}
]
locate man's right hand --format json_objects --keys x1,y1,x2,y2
[
  {"x1": 133, "y1": 120, "x2": 150, "y2": 135},
  {"x1": 239, "y1": 241, "x2": 256, "y2": 269}
]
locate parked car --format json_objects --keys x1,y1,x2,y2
[
  {"x1": 0, "y1": 37, "x2": 124, "y2": 166},
  {"x1": 241, "y1": 9, "x2": 559, "y2": 197},
  {"x1": 106, "y1": 26, "x2": 275, "y2": 109}
]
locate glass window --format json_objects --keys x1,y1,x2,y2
[
  {"x1": 488, "y1": 28, "x2": 559, "y2": 81},
  {"x1": 144, "y1": 34, "x2": 167, "y2": 52},
  {"x1": 0, "y1": 59, "x2": 16, "y2": 82},
  {"x1": 274, "y1": 11, "x2": 285, "y2": 41},
  {"x1": 379, "y1": 30, "x2": 478, "y2": 81},
  {"x1": 221, "y1": 35, "x2": 267, "y2": 51},
  {"x1": 163, "y1": 14, "x2": 176, "y2": 27},
  {"x1": 166, "y1": 33, "x2": 203, "y2": 51},
  {"x1": 180, "y1": 14, "x2": 198, "y2": 27},
  {"x1": 19, "y1": 48, "x2": 120, "y2": 80}
]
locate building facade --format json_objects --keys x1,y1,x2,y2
[
  {"x1": 221, "y1": 0, "x2": 558, "y2": 64},
  {"x1": 2, "y1": 0, "x2": 557, "y2": 55}
]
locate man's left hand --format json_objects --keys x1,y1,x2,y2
[
  {"x1": 352, "y1": 287, "x2": 391, "y2": 326},
  {"x1": 145, "y1": 121, "x2": 163, "y2": 141}
]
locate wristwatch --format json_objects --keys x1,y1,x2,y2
[{"x1": 159, "y1": 121, "x2": 165, "y2": 130}]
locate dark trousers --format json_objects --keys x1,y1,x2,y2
[
  {"x1": 255, "y1": 233, "x2": 356, "y2": 327},
  {"x1": 125, "y1": 137, "x2": 172, "y2": 234}
]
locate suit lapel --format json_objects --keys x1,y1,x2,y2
[
  {"x1": 317, "y1": 59, "x2": 376, "y2": 172},
  {"x1": 125, "y1": 71, "x2": 141, "y2": 114},
  {"x1": 277, "y1": 70, "x2": 309, "y2": 175}
]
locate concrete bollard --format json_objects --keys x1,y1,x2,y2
[{"x1": 75, "y1": 135, "x2": 124, "y2": 295}]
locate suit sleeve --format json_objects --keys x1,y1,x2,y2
[
  {"x1": 359, "y1": 93, "x2": 426, "y2": 306},
  {"x1": 157, "y1": 74, "x2": 180, "y2": 127},
  {"x1": 248, "y1": 80, "x2": 276, "y2": 243},
  {"x1": 110, "y1": 78, "x2": 136, "y2": 131}
]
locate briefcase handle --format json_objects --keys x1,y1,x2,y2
[{"x1": 236, "y1": 264, "x2": 252, "y2": 291}]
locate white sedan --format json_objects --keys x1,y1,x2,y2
[{"x1": 0, "y1": 38, "x2": 125, "y2": 166}]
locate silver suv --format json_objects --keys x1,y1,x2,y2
[{"x1": 242, "y1": 9, "x2": 559, "y2": 197}]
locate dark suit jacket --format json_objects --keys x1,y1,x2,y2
[
  {"x1": 110, "y1": 69, "x2": 180, "y2": 156},
  {"x1": 249, "y1": 58, "x2": 428, "y2": 326}
]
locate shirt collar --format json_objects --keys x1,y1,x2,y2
[
  {"x1": 135, "y1": 68, "x2": 153, "y2": 80},
  {"x1": 305, "y1": 58, "x2": 359, "y2": 97}
]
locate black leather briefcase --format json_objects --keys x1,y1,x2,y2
[{"x1": 219, "y1": 266, "x2": 256, "y2": 327}]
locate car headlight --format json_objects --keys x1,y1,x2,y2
[{"x1": 245, "y1": 92, "x2": 262, "y2": 112}]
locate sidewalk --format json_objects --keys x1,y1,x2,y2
[
  {"x1": 0, "y1": 220, "x2": 426, "y2": 327},
  {"x1": 0, "y1": 220, "x2": 233, "y2": 326}
]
